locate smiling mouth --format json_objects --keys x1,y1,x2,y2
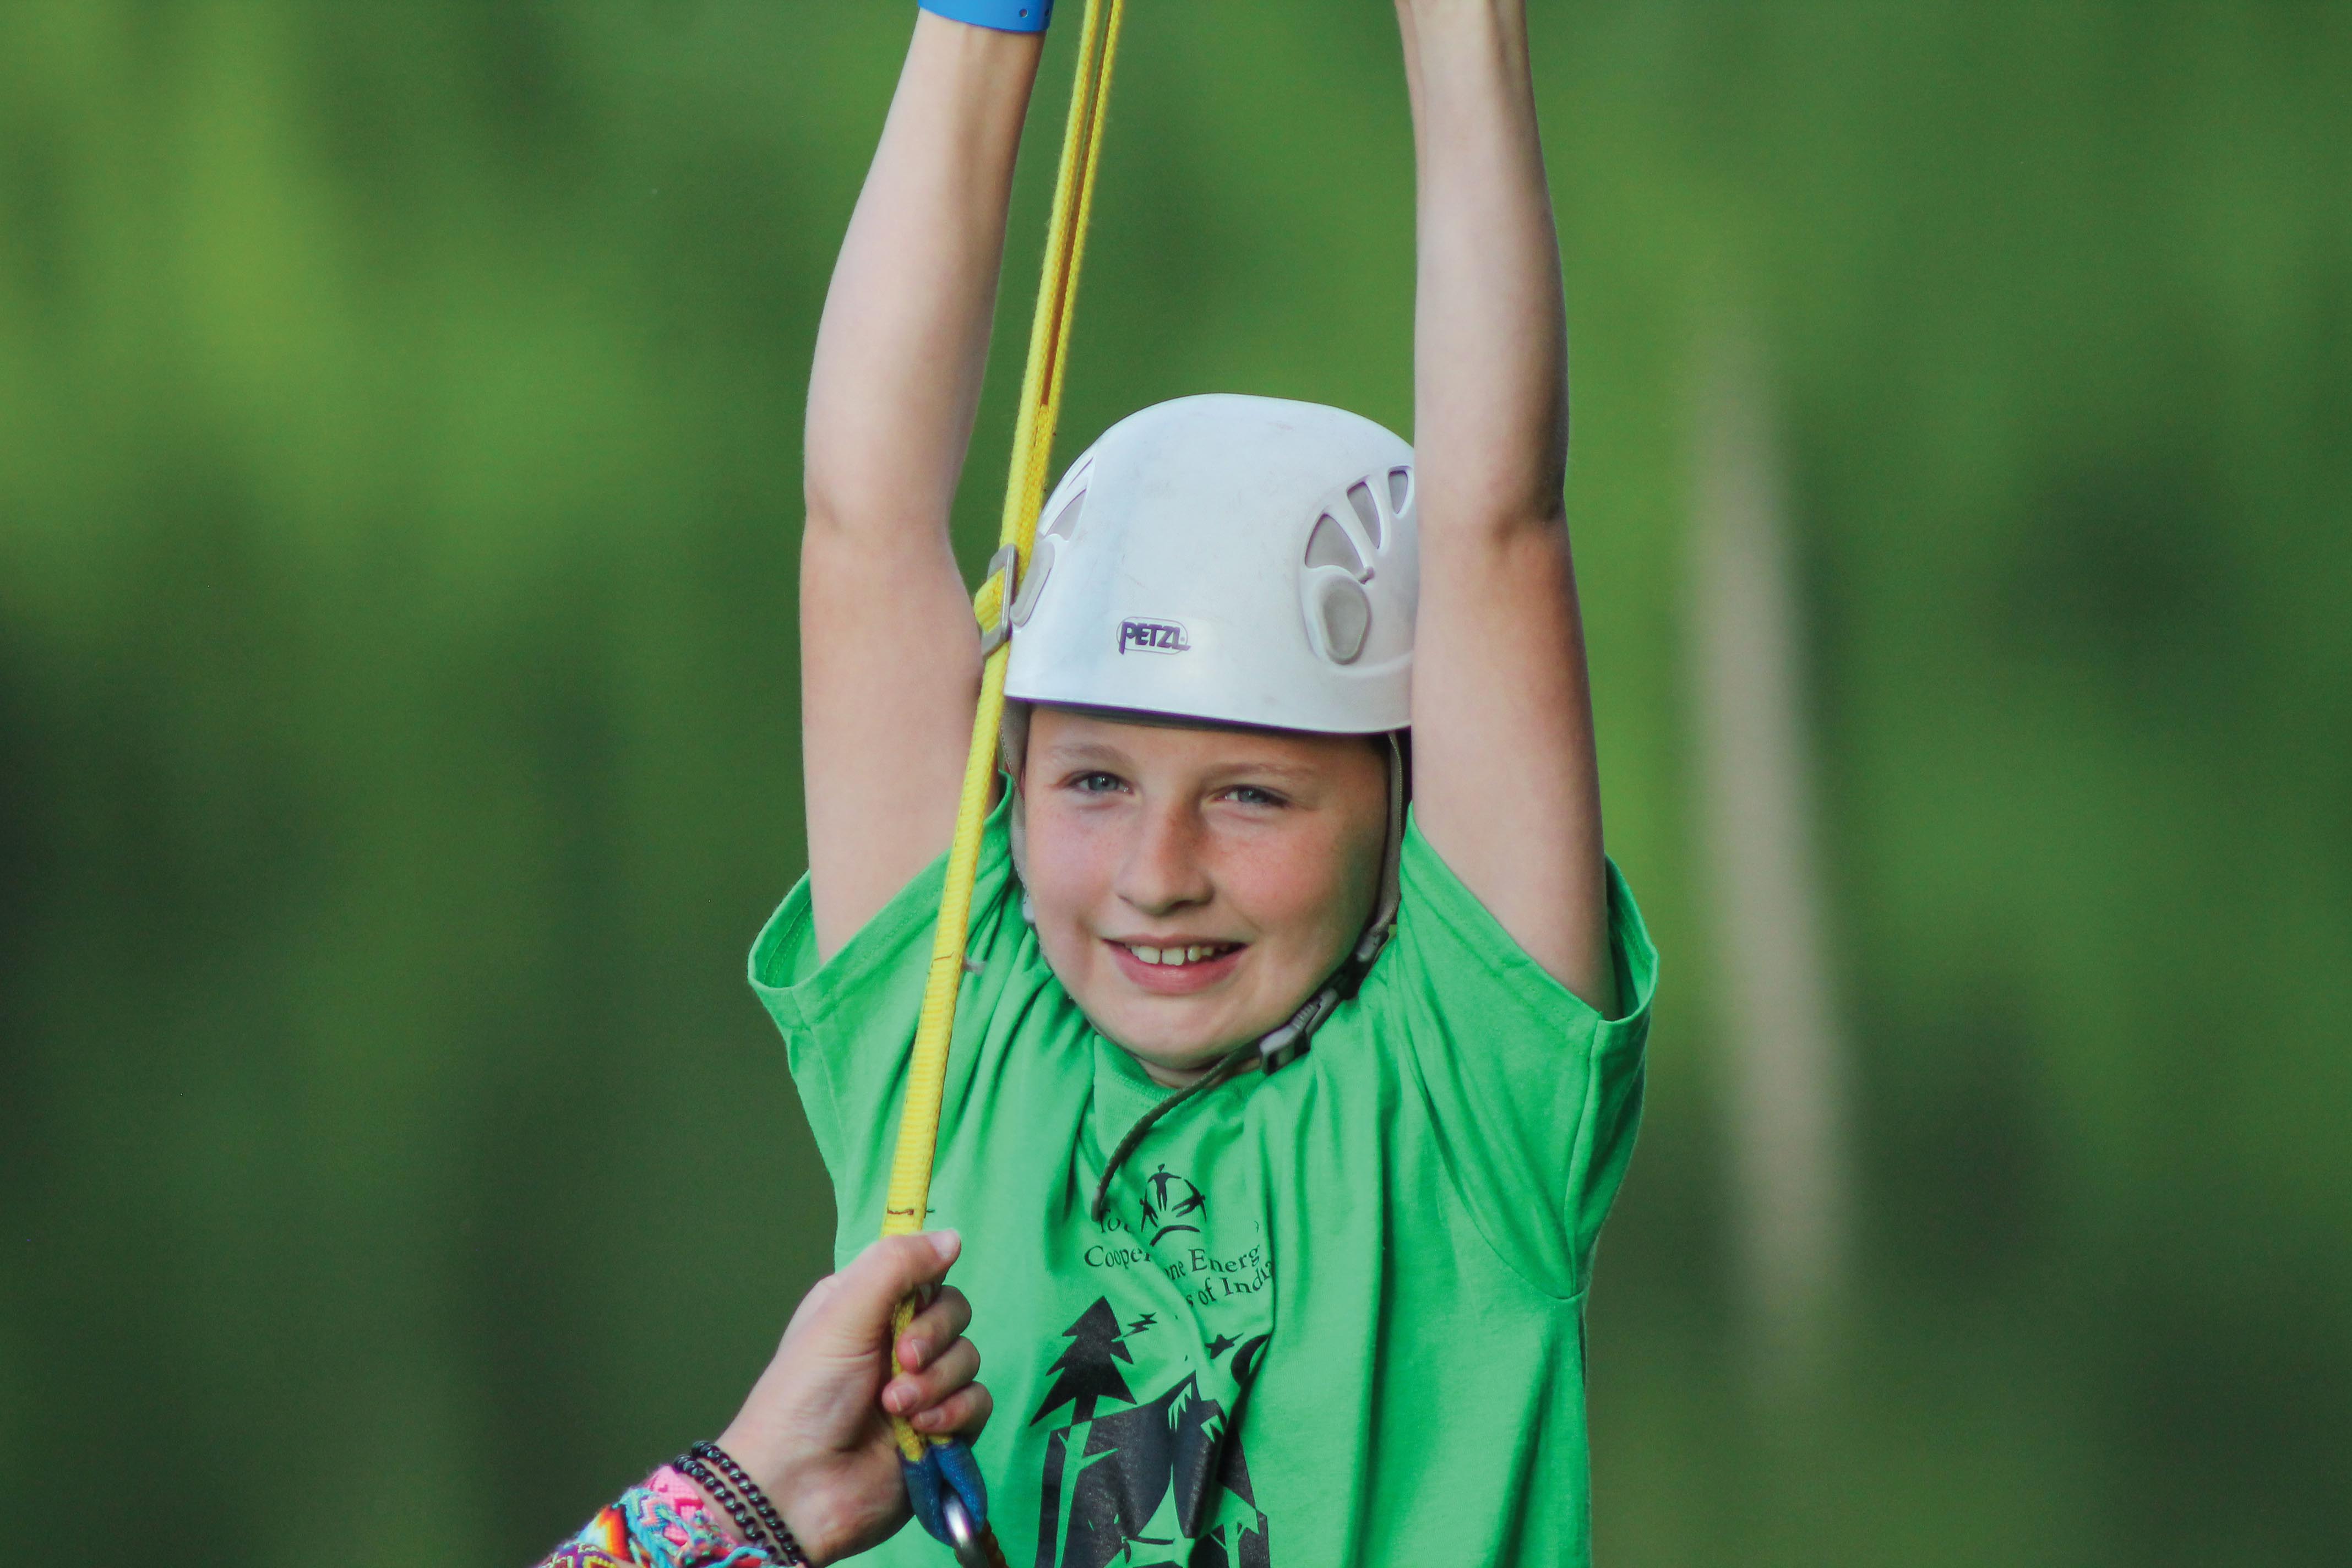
[{"x1": 1113, "y1": 941, "x2": 1243, "y2": 968}]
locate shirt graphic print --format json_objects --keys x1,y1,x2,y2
[{"x1": 1032, "y1": 1161, "x2": 1272, "y2": 1568}]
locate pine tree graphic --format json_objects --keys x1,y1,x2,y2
[{"x1": 1031, "y1": 1297, "x2": 1136, "y2": 1427}]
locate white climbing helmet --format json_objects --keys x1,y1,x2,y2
[{"x1": 1004, "y1": 394, "x2": 1418, "y2": 732}]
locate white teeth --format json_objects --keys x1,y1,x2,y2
[{"x1": 1126, "y1": 943, "x2": 1229, "y2": 967}]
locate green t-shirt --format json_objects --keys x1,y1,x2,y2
[{"x1": 751, "y1": 799, "x2": 1655, "y2": 1568}]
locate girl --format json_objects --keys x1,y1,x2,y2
[{"x1": 765, "y1": 2, "x2": 1656, "y2": 1563}]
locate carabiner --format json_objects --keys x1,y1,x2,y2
[{"x1": 940, "y1": 1490, "x2": 992, "y2": 1568}]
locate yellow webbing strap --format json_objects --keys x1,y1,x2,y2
[{"x1": 881, "y1": 0, "x2": 1126, "y2": 1466}]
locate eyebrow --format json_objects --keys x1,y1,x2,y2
[
  {"x1": 1038, "y1": 743, "x2": 1323, "y2": 781},
  {"x1": 1037, "y1": 742, "x2": 1134, "y2": 768}
]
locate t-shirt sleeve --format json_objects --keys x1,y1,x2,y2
[
  {"x1": 1376, "y1": 810, "x2": 1657, "y2": 1299},
  {"x1": 745, "y1": 797, "x2": 1026, "y2": 1240}
]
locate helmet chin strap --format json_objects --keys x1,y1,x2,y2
[
  {"x1": 1250, "y1": 729, "x2": 1404, "y2": 1071},
  {"x1": 997, "y1": 712, "x2": 1406, "y2": 1219}
]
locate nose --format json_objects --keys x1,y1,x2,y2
[{"x1": 1115, "y1": 798, "x2": 1214, "y2": 917}]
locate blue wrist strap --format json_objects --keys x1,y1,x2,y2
[{"x1": 919, "y1": 0, "x2": 1052, "y2": 34}]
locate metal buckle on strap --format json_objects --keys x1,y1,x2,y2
[
  {"x1": 976, "y1": 545, "x2": 1021, "y2": 658},
  {"x1": 1258, "y1": 1025, "x2": 1309, "y2": 1074},
  {"x1": 1257, "y1": 985, "x2": 1332, "y2": 1074}
]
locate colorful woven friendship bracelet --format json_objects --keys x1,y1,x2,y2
[{"x1": 540, "y1": 1465, "x2": 771, "y2": 1568}]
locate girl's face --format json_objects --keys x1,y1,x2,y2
[{"x1": 1019, "y1": 706, "x2": 1390, "y2": 1086}]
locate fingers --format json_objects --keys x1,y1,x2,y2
[
  {"x1": 811, "y1": 1231, "x2": 961, "y2": 1350},
  {"x1": 895, "y1": 1286, "x2": 973, "y2": 1371},
  {"x1": 885, "y1": 1335, "x2": 978, "y2": 1418},
  {"x1": 910, "y1": 1378, "x2": 993, "y2": 1439}
]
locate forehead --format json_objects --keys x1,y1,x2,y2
[{"x1": 1028, "y1": 706, "x2": 1372, "y2": 772}]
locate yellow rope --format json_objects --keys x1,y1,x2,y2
[{"x1": 881, "y1": 0, "x2": 1126, "y2": 1464}]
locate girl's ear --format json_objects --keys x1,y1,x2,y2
[
  {"x1": 1001, "y1": 698, "x2": 1033, "y2": 902},
  {"x1": 1010, "y1": 787, "x2": 1031, "y2": 896},
  {"x1": 998, "y1": 700, "x2": 1032, "y2": 783}
]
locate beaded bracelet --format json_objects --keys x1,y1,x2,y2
[
  {"x1": 676, "y1": 1447, "x2": 808, "y2": 1567},
  {"x1": 689, "y1": 1443, "x2": 807, "y2": 1566},
  {"x1": 674, "y1": 1454, "x2": 771, "y2": 1559}
]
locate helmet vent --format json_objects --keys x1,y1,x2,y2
[
  {"x1": 1387, "y1": 466, "x2": 1413, "y2": 516},
  {"x1": 1304, "y1": 511, "x2": 1368, "y2": 579},
  {"x1": 1045, "y1": 486, "x2": 1087, "y2": 540},
  {"x1": 1346, "y1": 481, "x2": 1384, "y2": 547},
  {"x1": 1314, "y1": 576, "x2": 1373, "y2": 663}
]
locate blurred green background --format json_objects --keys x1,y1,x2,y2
[{"x1": 3, "y1": 3, "x2": 2346, "y2": 1564}]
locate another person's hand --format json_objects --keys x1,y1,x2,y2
[{"x1": 715, "y1": 1232, "x2": 988, "y2": 1566}]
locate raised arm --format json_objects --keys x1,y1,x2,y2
[
  {"x1": 802, "y1": 15, "x2": 1043, "y2": 956},
  {"x1": 1397, "y1": 0, "x2": 1616, "y2": 1014}
]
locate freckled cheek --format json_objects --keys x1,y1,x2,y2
[
  {"x1": 1208, "y1": 830, "x2": 1359, "y2": 952},
  {"x1": 1020, "y1": 811, "x2": 1118, "y2": 946}
]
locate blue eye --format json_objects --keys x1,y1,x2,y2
[
  {"x1": 1221, "y1": 785, "x2": 1283, "y2": 807},
  {"x1": 1071, "y1": 772, "x2": 1124, "y2": 794}
]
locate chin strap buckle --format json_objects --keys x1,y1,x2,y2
[
  {"x1": 1257, "y1": 913, "x2": 1396, "y2": 1075},
  {"x1": 1257, "y1": 1036, "x2": 1304, "y2": 1074},
  {"x1": 1256, "y1": 1014, "x2": 1313, "y2": 1075}
]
